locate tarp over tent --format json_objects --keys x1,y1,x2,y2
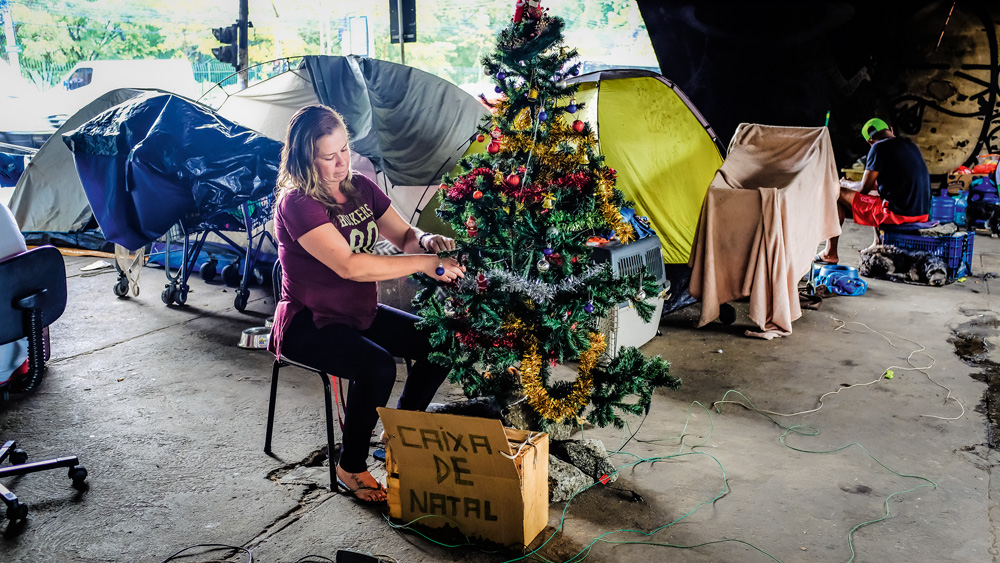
[
  {"x1": 564, "y1": 69, "x2": 725, "y2": 265},
  {"x1": 9, "y1": 88, "x2": 151, "y2": 240},
  {"x1": 63, "y1": 92, "x2": 282, "y2": 251}
]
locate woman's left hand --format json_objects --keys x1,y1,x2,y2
[{"x1": 423, "y1": 234, "x2": 456, "y2": 253}]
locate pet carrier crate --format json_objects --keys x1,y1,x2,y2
[{"x1": 591, "y1": 235, "x2": 668, "y2": 358}]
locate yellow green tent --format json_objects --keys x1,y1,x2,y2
[{"x1": 566, "y1": 69, "x2": 725, "y2": 264}]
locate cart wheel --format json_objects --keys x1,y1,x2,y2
[
  {"x1": 222, "y1": 262, "x2": 241, "y2": 287},
  {"x1": 719, "y1": 303, "x2": 736, "y2": 325},
  {"x1": 249, "y1": 266, "x2": 266, "y2": 286},
  {"x1": 175, "y1": 285, "x2": 189, "y2": 305},
  {"x1": 10, "y1": 448, "x2": 27, "y2": 465},
  {"x1": 5, "y1": 501, "x2": 27, "y2": 521},
  {"x1": 161, "y1": 285, "x2": 176, "y2": 305},
  {"x1": 113, "y1": 277, "x2": 129, "y2": 298},
  {"x1": 200, "y1": 259, "x2": 218, "y2": 282},
  {"x1": 68, "y1": 466, "x2": 88, "y2": 487},
  {"x1": 234, "y1": 288, "x2": 250, "y2": 312}
]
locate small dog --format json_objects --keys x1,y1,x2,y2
[
  {"x1": 964, "y1": 200, "x2": 1000, "y2": 236},
  {"x1": 859, "y1": 244, "x2": 949, "y2": 286}
]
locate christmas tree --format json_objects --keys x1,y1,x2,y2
[{"x1": 414, "y1": 2, "x2": 679, "y2": 430}]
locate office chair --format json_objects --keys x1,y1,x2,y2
[{"x1": 0, "y1": 245, "x2": 88, "y2": 521}]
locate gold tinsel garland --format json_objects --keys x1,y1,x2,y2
[
  {"x1": 488, "y1": 105, "x2": 635, "y2": 243},
  {"x1": 521, "y1": 332, "x2": 607, "y2": 423},
  {"x1": 596, "y1": 171, "x2": 636, "y2": 244}
]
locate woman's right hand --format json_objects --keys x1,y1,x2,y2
[{"x1": 426, "y1": 255, "x2": 465, "y2": 283}]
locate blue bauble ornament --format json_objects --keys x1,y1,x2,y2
[
  {"x1": 538, "y1": 110, "x2": 548, "y2": 122},
  {"x1": 567, "y1": 103, "x2": 577, "y2": 114},
  {"x1": 436, "y1": 266, "x2": 445, "y2": 276},
  {"x1": 584, "y1": 302, "x2": 594, "y2": 314},
  {"x1": 543, "y1": 247, "x2": 553, "y2": 256},
  {"x1": 497, "y1": 70, "x2": 506, "y2": 80},
  {"x1": 495, "y1": 85, "x2": 503, "y2": 93}
]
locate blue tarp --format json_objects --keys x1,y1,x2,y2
[
  {"x1": 0, "y1": 152, "x2": 28, "y2": 187},
  {"x1": 62, "y1": 93, "x2": 281, "y2": 250}
]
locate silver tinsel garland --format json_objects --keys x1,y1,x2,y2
[{"x1": 455, "y1": 265, "x2": 606, "y2": 304}]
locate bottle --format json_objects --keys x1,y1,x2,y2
[
  {"x1": 930, "y1": 191, "x2": 955, "y2": 223},
  {"x1": 954, "y1": 191, "x2": 968, "y2": 227}
]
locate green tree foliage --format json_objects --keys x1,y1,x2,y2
[{"x1": 413, "y1": 8, "x2": 677, "y2": 430}]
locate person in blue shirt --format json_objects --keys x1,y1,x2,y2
[{"x1": 816, "y1": 118, "x2": 931, "y2": 264}]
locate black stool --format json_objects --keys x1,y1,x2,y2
[{"x1": 264, "y1": 355, "x2": 345, "y2": 490}]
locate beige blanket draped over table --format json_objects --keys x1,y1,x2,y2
[{"x1": 688, "y1": 124, "x2": 842, "y2": 337}]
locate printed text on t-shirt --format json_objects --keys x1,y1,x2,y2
[{"x1": 337, "y1": 204, "x2": 378, "y2": 253}]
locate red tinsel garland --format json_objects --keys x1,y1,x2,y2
[
  {"x1": 446, "y1": 167, "x2": 495, "y2": 201},
  {"x1": 550, "y1": 171, "x2": 592, "y2": 191},
  {"x1": 502, "y1": 182, "x2": 545, "y2": 204},
  {"x1": 456, "y1": 330, "x2": 517, "y2": 349}
]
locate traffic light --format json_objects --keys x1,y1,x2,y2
[{"x1": 211, "y1": 24, "x2": 238, "y2": 68}]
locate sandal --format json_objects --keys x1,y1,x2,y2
[{"x1": 335, "y1": 472, "x2": 387, "y2": 503}]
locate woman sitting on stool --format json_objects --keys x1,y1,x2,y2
[{"x1": 268, "y1": 105, "x2": 465, "y2": 502}]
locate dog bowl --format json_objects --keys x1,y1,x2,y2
[{"x1": 238, "y1": 326, "x2": 271, "y2": 349}]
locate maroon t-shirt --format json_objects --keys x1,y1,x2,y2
[{"x1": 268, "y1": 174, "x2": 392, "y2": 357}]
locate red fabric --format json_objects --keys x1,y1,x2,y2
[{"x1": 851, "y1": 193, "x2": 928, "y2": 227}]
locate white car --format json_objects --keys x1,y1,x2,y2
[
  {"x1": 0, "y1": 60, "x2": 52, "y2": 148},
  {"x1": 0, "y1": 59, "x2": 202, "y2": 149}
]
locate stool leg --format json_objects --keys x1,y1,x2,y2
[
  {"x1": 264, "y1": 360, "x2": 281, "y2": 454},
  {"x1": 319, "y1": 372, "x2": 338, "y2": 490}
]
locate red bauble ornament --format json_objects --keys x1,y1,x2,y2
[
  {"x1": 473, "y1": 190, "x2": 483, "y2": 199},
  {"x1": 506, "y1": 174, "x2": 520, "y2": 186},
  {"x1": 476, "y1": 134, "x2": 486, "y2": 143},
  {"x1": 572, "y1": 120, "x2": 585, "y2": 133},
  {"x1": 487, "y1": 141, "x2": 501, "y2": 154}
]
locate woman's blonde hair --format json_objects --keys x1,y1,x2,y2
[{"x1": 276, "y1": 104, "x2": 361, "y2": 214}]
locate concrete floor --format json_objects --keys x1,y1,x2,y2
[{"x1": 1, "y1": 220, "x2": 998, "y2": 563}]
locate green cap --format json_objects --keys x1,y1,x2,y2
[{"x1": 861, "y1": 118, "x2": 889, "y2": 141}]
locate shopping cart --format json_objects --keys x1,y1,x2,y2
[
  {"x1": 64, "y1": 91, "x2": 282, "y2": 313},
  {"x1": 111, "y1": 193, "x2": 275, "y2": 311}
]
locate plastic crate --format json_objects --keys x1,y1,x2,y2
[{"x1": 879, "y1": 230, "x2": 974, "y2": 280}]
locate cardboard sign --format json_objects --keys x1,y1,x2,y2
[{"x1": 377, "y1": 408, "x2": 549, "y2": 547}]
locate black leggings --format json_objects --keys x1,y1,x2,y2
[{"x1": 281, "y1": 304, "x2": 448, "y2": 474}]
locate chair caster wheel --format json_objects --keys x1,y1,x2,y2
[
  {"x1": 69, "y1": 466, "x2": 88, "y2": 488},
  {"x1": 5, "y1": 501, "x2": 27, "y2": 521},
  {"x1": 10, "y1": 448, "x2": 27, "y2": 465}
]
